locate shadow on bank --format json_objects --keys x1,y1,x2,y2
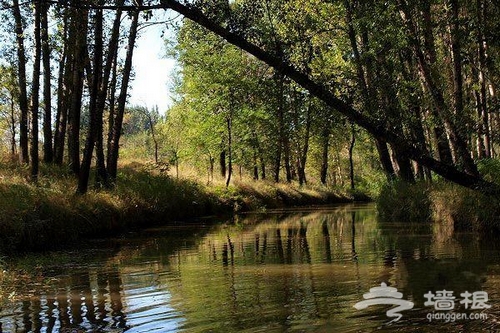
[{"x1": 0, "y1": 164, "x2": 367, "y2": 253}]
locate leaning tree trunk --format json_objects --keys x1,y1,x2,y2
[{"x1": 161, "y1": 0, "x2": 500, "y2": 196}]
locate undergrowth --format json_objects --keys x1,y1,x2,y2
[
  {"x1": 377, "y1": 163, "x2": 500, "y2": 232},
  {"x1": 0, "y1": 161, "x2": 364, "y2": 253}
]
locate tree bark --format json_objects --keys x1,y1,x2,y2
[
  {"x1": 320, "y1": 125, "x2": 330, "y2": 185},
  {"x1": 219, "y1": 149, "x2": 226, "y2": 178},
  {"x1": 10, "y1": 99, "x2": 16, "y2": 157},
  {"x1": 349, "y1": 124, "x2": 356, "y2": 190},
  {"x1": 476, "y1": 0, "x2": 490, "y2": 159},
  {"x1": 12, "y1": 0, "x2": 29, "y2": 164},
  {"x1": 107, "y1": 8, "x2": 140, "y2": 180},
  {"x1": 41, "y1": 0, "x2": 53, "y2": 163},
  {"x1": 67, "y1": 4, "x2": 88, "y2": 175},
  {"x1": 53, "y1": 17, "x2": 69, "y2": 165},
  {"x1": 95, "y1": 0, "x2": 124, "y2": 186},
  {"x1": 297, "y1": 99, "x2": 311, "y2": 186},
  {"x1": 78, "y1": 8, "x2": 103, "y2": 194},
  {"x1": 30, "y1": 0, "x2": 42, "y2": 182},
  {"x1": 225, "y1": 113, "x2": 232, "y2": 187},
  {"x1": 106, "y1": 45, "x2": 119, "y2": 166}
]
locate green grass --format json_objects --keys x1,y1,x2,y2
[
  {"x1": 376, "y1": 177, "x2": 500, "y2": 232},
  {"x1": 0, "y1": 161, "x2": 365, "y2": 253}
]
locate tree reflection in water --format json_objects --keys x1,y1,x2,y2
[{"x1": 1, "y1": 204, "x2": 500, "y2": 332}]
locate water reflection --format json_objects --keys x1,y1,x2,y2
[{"x1": 1, "y1": 204, "x2": 500, "y2": 332}]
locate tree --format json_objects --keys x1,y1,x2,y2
[
  {"x1": 0, "y1": 65, "x2": 19, "y2": 157},
  {"x1": 107, "y1": 4, "x2": 140, "y2": 182},
  {"x1": 41, "y1": 0, "x2": 53, "y2": 163},
  {"x1": 78, "y1": 7, "x2": 103, "y2": 194},
  {"x1": 160, "y1": 0, "x2": 500, "y2": 195},
  {"x1": 30, "y1": 0, "x2": 41, "y2": 182},
  {"x1": 11, "y1": 0, "x2": 29, "y2": 164}
]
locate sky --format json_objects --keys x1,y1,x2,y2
[{"x1": 128, "y1": 21, "x2": 177, "y2": 113}]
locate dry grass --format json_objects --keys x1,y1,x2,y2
[{"x1": 0, "y1": 159, "x2": 365, "y2": 253}]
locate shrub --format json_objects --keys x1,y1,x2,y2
[{"x1": 377, "y1": 180, "x2": 432, "y2": 222}]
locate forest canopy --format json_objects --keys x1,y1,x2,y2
[{"x1": 1, "y1": 0, "x2": 500, "y2": 196}]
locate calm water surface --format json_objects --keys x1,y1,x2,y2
[{"x1": 1, "y1": 203, "x2": 500, "y2": 332}]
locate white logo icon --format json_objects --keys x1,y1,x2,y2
[{"x1": 354, "y1": 282, "x2": 414, "y2": 322}]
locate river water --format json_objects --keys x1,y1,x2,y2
[{"x1": 1, "y1": 203, "x2": 500, "y2": 332}]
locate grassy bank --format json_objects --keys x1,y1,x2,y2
[
  {"x1": 0, "y1": 161, "x2": 366, "y2": 253},
  {"x1": 377, "y1": 179, "x2": 500, "y2": 232}
]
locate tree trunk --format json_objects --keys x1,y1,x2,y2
[
  {"x1": 10, "y1": 99, "x2": 16, "y2": 157},
  {"x1": 253, "y1": 150, "x2": 259, "y2": 180},
  {"x1": 399, "y1": 0, "x2": 477, "y2": 176},
  {"x1": 41, "y1": 0, "x2": 53, "y2": 163},
  {"x1": 476, "y1": 0, "x2": 490, "y2": 159},
  {"x1": 374, "y1": 137, "x2": 396, "y2": 180},
  {"x1": 12, "y1": 0, "x2": 29, "y2": 164},
  {"x1": 78, "y1": 9, "x2": 103, "y2": 194},
  {"x1": 392, "y1": 146, "x2": 415, "y2": 183},
  {"x1": 30, "y1": 0, "x2": 42, "y2": 182},
  {"x1": 349, "y1": 124, "x2": 356, "y2": 190},
  {"x1": 95, "y1": 0, "x2": 124, "y2": 186},
  {"x1": 67, "y1": 4, "x2": 88, "y2": 175},
  {"x1": 209, "y1": 155, "x2": 214, "y2": 184},
  {"x1": 163, "y1": 0, "x2": 500, "y2": 196},
  {"x1": 320, "y1": 126, "x2": 330, "y2": 185},
  {"x1": 53, "y1": 19, "x2": 69, "y2": 165},
  {"x1": 260, "y1": 158, "x2": 266, "y2": 180},
  {"x1": 219, "y1": 150, "x2": 226, "y2": 178},
  {"x1": 225, "y1": 114, "x2": 232, "y2": 187},
  {"x1": 107, "y1": 46, "x2": 119, "y2": 166},
  {"x1": 283, "y1": 138, "x2": 292, "y2": 182},
  {"x1": 145, "y1": 108, "x2": 159, "y2": 163},
  {"x1": 297, "y1": 101, "x2": 312, "y2": 186},
  {"x1": 274, "y1": 74, "x2": 285, "y2": 182},
  {"x1": 274, "y1": 142, "x2": 281, "y2": 182},
  {"x1": 107, "y1": 8, "x2": 140, "y2": 181}
]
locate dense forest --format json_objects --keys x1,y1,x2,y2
[{"x1": 1, "y1": 0, "x2": 500, "y2": 197}]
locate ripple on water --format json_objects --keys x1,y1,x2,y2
[{"x1": 1, "y1": 205, "x2": 500, "y2": 332}]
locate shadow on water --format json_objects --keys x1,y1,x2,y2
[{"x1": 1, "y1": 203, "x2": 500, "y2": 332}]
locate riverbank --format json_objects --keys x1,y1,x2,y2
[
  {"x1": 377, "y1": 179, "x2": 500, "y2": 232},
  {"x1": 0, "y1": 162, "x2": 367, "y2": 253}
]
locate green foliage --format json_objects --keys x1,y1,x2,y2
[
  {"x1": 477, "y1": 158, "x2": 500, "y2": 184},
  {"x1": 377, "y1": 180, "x2": 433, "y2": 223}
]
